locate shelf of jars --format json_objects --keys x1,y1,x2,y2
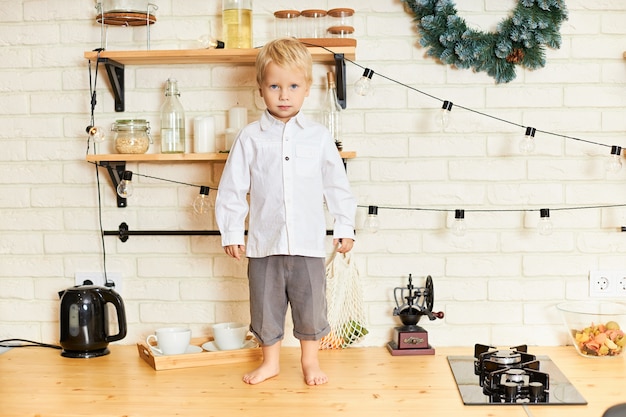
[
  {"x1": 87, "y1": 151, "x2": 356, "y2": 208},
  {"x1": 85, "y1": 38, "x2": 356, "y2": 112}
]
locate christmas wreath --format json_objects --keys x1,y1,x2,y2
[{"x1": 402, "y1": 0, "x2": 568, "y2": 83}]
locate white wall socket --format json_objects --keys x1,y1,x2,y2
[
  {"x1": 75, "y1": 272, "x2": 123, "y2": 295},
  {"x1": 589, "y1": 270, "x2": 626, "y2": 298}
]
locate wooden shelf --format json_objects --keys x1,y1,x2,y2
[
  {"x1": 84, "y1": 38, "x2": 356, "y2": 65},
  {"x1": 86, "y1": 151, "x2": 356, "y2": 163}
]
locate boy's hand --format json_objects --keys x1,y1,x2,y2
[
  {"x1": 333, "y1": 238, "x2": 354, "y2": 253},
  {"x1": 224, "y1": 244, "x2": 245, "y2": 260}
]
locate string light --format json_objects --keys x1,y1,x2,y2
[
  {"x1": 452, "y1": 209, "x2": 467, "y2": 236},
  {"x1": 519, "y1": 127, "x2": 536, "y2": 154},
  {"x1": 354, "y1": 68, "x2": 374, "y2": 96},
  {"x1": 363, "y1": 205, "x2": 380, "y2": 233},
  {"x1": 86, "y1": 125, "x2": 106, "y2": 143},
  {"x1": 605, "y1": 145, "x2": 622, "y2": 172},
  {"x1": 192, "y1": 186, "x2": 211, "y2": 215},
  {"x1": 116, "y1": 171, "x2": 133, "y2": 198},
  {"x1": 87, "y1": 47, "x2": 626, "y2": 234},
  {"x1": 197, "y1": 34, "x2": 225, "y2": 49},
  {"x1": 538, "y1": 208, "x2": 553, "y2": 236},
  {"x1": 436, "y1": 100, "x2": 453, "y2": 131}
]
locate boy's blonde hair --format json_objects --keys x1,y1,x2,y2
[{"x1": 255, "y1": 38, "x2": 313, "y2": 88}]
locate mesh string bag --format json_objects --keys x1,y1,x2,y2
[{"x1": 319, "y1": 249, "x2": 368, "y2": 349}]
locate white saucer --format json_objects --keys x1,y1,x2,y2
[
  {"x1": 202, "y1": 339, "x2": 258, "y2": 352},
  {"x1": 150, "y1": 345, "x2": 203, "y2": 356}
]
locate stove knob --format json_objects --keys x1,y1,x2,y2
[
  {"x1": 504, "y1": 382, "x2": 518, "y2": 402},
  {"x1": 529, "y1": 381, "x2": 544, "y2": 402}
]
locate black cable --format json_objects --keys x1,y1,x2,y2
[
  {"x1": 0, "y1": 339, "x2": 62, "y2": 350},
  {"x1": 301, "y1": 42, "x2": 613, "y2": 150},
  {"x1": 85, "y1": 49, "x2": 112, "y2": 287},
  {"x1": 363, "y1": 203, "x2": 626, "y2": 214}
]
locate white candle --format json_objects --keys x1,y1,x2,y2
[
  {"x1": 228, "y1": 106, "x2": 248, "y2": 131},
  {"x1": 225, "y1": 128, "x2": 237, "y2": 151},
  {"x1": 193, "y1": 116, "x2": 216, "y2": 153}
]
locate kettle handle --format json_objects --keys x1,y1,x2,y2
[{"x1": 100, "y1": 288, "x2": 128, "y2": 343}]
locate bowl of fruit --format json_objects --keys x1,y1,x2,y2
[{"x1": 557, "y1": 301, "x2": 626, "y2": 358}]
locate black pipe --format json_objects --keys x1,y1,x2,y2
[{"x1": 104, "y1": 222, "x2": 334, "y2": 242}]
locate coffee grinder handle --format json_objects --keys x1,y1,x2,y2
[{"x1": 100, "y1": 289, "x2": 128, "y2": 343}]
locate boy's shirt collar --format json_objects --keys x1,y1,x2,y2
[{"x1": 260, "y1": 109, "x2": 313, "y2": 130}]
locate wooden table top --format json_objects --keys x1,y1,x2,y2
[{"x1": 0, "y1": 345, "x2": 624, "y2": 417}]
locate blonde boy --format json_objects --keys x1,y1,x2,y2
[{"x1": 215, "y1": 38, "x2": 356, "y2": 385}]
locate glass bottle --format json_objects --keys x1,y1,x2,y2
[
  {"x1": 160, "y1": 78, "x2": 185, "y2": 154},
  {"x1": 222, "y1": 0, "x2": 253, "y2": 49},
  {"x1": 322, "y1": 71, "x2": 342, "y2": 150}
]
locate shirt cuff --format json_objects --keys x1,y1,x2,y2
[
  {"x1": 332, "y1": 224, "x2": 355, "y2": 241},
  {"x1": 220, "y1": 231, "x2": 245, "y2": 247}
]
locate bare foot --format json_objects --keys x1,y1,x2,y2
[
  {"x1": 243, "y1": 343, "x2": 281, "y2": 385},
  {"x1": 242, "y1": 363, "x2": 280, "y2": 385},
  {"x1": 303, "y1": 362, "x2": 328, "y2": 386}
]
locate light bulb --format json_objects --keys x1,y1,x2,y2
[
  {"x1": 86, "y1": 125, "x2": 106, "y2": 143},
  {"x1": 452, "y1": 209, "x2": 467, "y2": 236},
  {"x1": 192, "y1": 186, "x2": 212, "y2": 215},
  {"x1": 116, "y1": 170, "x2": 133, "y2": 198},
  {"x1": 197, "y1": 34, "x2": 225, "y2": 49},
  {"x1": 436, "y1": 101, "x2": 453, "y2": 131},
  {"x1": 538, "y1": 208, "x2": 553, "y2": 236},
  {"x1": 354, "y1": 68, "x2": 374, "y2": 96},
  {"x1": 605, "y1": 145, "x2": 622, "y2": 172},
  {"x1": 519, "y1": 127, "x2": 536, "y2": 154},
  {"x1": 363, "y1": 205, "x2": 380, "y2": 233}
]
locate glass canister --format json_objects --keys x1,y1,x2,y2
[
  {"x1": 273, "y1": 9, "x2": 300, "y2": 38},
  {"x1": 222, "y1": 0, "x2": 253, "y2": 48},
  {"x1": 327, "y1": 25, "x2": 354, "y2": 38},
  {"x1": 327, "y1": 8, "x2": 354, "y2": 27},
  {"x1": 112, "y1": 119, "x2": 152, "y2": 154},
  {"x1": 300, "y1": 9, "x2": 327, "y2": 38}
]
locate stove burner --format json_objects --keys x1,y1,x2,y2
[{"x1": 474, "y1": 344, "x2": 549, "y2": 403}]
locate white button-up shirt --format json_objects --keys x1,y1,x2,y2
[{"x1": 215, "y1": 110, "x2": 356, "y2": 258}]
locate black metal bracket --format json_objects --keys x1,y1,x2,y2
[
  {"x1": 98, "y1": 57, "x2": 125, "y2": 112},
  {"x1": 99, "y1": 161, "x2": 127, "y2": 207},
  {"x1": 334, "y1": 53, "x2": 346, "y2": 109}
]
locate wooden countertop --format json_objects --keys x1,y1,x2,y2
[{"x1": 0, "y1": 345, "x2": 624, "y2": 417}]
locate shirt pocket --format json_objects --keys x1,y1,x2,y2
[{"x1": 295, "y1": 144, "x2": 320, "y2": 178}]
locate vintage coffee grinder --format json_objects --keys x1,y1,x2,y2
[{"x1": 387, "y1": 274, "x2": 444, "y2": 356}]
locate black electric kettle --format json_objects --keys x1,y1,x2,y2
[{"x1": 58, "y1": 282, "x2": 127, "y2": 358}]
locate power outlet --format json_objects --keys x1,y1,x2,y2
[
  {"x1": 589, "y1": 270, "x2": 626, "y2": 298},
  {"x1": 75, "y1": 272, "x2": 123, "y2": 295}
]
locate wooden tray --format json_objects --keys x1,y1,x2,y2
[{"x1": 137, "y1": 336, "x2": 261, "y2": 371}]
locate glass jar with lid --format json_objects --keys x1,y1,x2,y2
[
  {"x1": 327, "y1": 25, "x2": 354, "y2": 38},
  {"x1": 274, "y1": 9, "x2": 300, "y2": 38},
  {"x1": 300, "y1": 9, "x2": 327, "y2": 38},
  {"x1": 327, "y1": 8, "x2": 354, "y2": 27},
  {"x1": 111, "y1": 119, "x2": 152, "y2": 154}
]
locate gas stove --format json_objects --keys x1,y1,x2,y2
[{"x1": 447, "y1": 344, "x2": 587, "y2": 405}]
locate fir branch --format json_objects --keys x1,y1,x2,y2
[{"x1": 402, "y1": 0, "x2": 568, "y2": 83}]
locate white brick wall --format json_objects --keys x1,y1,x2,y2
[{"x1": 0, "y1": 0, "x2": 625, "y2": 349}]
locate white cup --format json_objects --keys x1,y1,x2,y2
[
  {"x1": 146, "y1": 327, "x2": 191, "y2": 355},
  {"x1": 212, "y1": 322, "x2": 248, "y2": 351}
]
